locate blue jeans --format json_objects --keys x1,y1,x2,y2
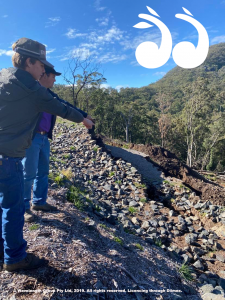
[
  {"x1": 22, "y1": 133, "x2": 50, "y2": 210},
  {"x1": 0, "y1": 157, "x2": 27, "y2": 264}
]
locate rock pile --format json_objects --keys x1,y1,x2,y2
[{"x1": 48, "y1": 122, "x2": 225, "y2": 299}]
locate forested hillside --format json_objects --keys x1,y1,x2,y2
[{"x1": 53, "y1": 43, "x2": 225, "y2": 171}]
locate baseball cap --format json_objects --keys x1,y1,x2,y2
[
  {"x1": 12, "y1": 37, "x2": 54, "y2": 68},
  {"x1": 45, "y1": 66, "x2": 61, "y2": 76}
]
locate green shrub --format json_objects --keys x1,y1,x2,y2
[
  {"x1": 29, "y1": 224, "x2": 39, "y2": 231},
  {"x1": 124, "y1": 228, "x2": 134, "y2": 235},
  {"x1": 113, "y1": 236, "x2": 123, "y2": 245},
  {"x1": 134, "y1": 182, "x2": 146, "y2": 189},
  {"x1": 179, "y1": 263, "x2": 193, "y2": 281},
  {"x1": 135, "y1": 243, "x2": 144, "y2": 251},
  {"x1": 67, "y1": 185, "x2": 84, "y2": 210},
  {"x1": 54, "y1": 175, "x2": 64, "y2": 186},
  {"x1": 154, "y1": 238, "x2": 162, "y2": 247},
  {"x1": 140, "y1": 198, "x2": 147, "y2": 203},
  {"x1": 115, "y1": 180, "x2": 122, "y2": 185},
  {"x1": 122, "y1": 144, "x2": 129, "y2": 149},
  {"x1": 128, "y1": 207, "x2": 137, "y2": 215}
]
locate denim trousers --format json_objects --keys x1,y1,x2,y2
[
  {"x1": 22, "y1": 133, "x2": 50, "y2": 210},
  {"x1": 0, "y1": 157, "x2": 27, "y2": 264}
]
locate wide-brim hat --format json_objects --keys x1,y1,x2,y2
[
  {"x1": 45, "y1": 66, "x2": 61, "y2": 76},
  {"x1": 13, "y1": 37, "x2": 54, "y2": 68}
]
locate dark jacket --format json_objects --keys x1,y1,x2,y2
[
  {"x1": 34, "y1": 89, "x2": 88, "y2": 140},
  {"x1": 0, "y1": 68, "x2": 84, "y2": 157}
]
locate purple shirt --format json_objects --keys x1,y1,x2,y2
[{"x1": 38, "y1": 112, "x2": 52, "y2": 133}]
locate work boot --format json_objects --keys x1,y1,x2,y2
[
  {"x1": 24, "y1": 209, "x2": 35, "y2": 222},
  {"x1": 32, "y1": 202, "x2": 57, "y2": 212},
  {"x1": 3, "y1": 253, "x2": 47, "y2": 272}
]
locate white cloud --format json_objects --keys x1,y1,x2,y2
[
  {"x1": 46, "y1": 48, "x2": 56, "y2": 58},
  {"x1": 60, "y1": 47, "x2": 96, "y2": 61},
  {"x1": 89, "y1": 26, "x2": 124, "y2": 44},
  {"x1": 63, "y1": 25, "x2": 127, "y2": 64},
  {"x1": 96, "y1": 16, "x2": 109, "y2": 27},
  {"x1": 211, "y1": 35, "x2": 225, "y2": 44},
  {"x1": 45, "y1": 16, "x2": 61, "y2": 28},
  {"x1": 2, "y1": 15, "x2": 8, "y2": 18},
  {"x1": 115, "y1": 85, "x2": 129, "y2": 91},
  {"x1": 98, "y1": 53, "x2": 127, "y2": 64},
  {"x1": 49, "y1": 17, "x2": 60, "y2": 22},
  {"x1": 121, "y1": 31, "x2": 161, "y2": 50},
  {"x1": 80, "y1": 42, "x2": 98, "y2": 49},
  {"x1": 130, "y1": 60, "x2": 140, "y2": 67},
  {"x1": 65, "y1": 28, "x2": 87, "y2": 39},
  {"x1": 64, "y1": 25, "x2": 124, "y2": 45},
  {"x1": 153, "y1": 72, "x2": 166, "y2": 76},
  {"x1": 100, "y1": 83, "x2": 111, "y2": 89},
  {"x1": 182, "y1": 34, "x2": 198, "y2": 41},
  {"x1": 208, "y1": 30, "x2": 219, "y2": 33},
  {"x1": 0, "y1": 49, "x2": 14, "y2": 56},
  {"x1": 94, "y1": 0, "x2": 106, "y2": 11}
]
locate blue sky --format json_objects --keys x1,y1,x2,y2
[{"x1": 0, "y1": 0, "x2": 225, "y2": 89}]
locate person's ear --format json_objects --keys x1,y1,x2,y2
[{"x1": 25, "y1": 58, "x2": 32, "y2": 68}]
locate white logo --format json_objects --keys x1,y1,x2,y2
[{"x1": 133, "y1": 7, "x2": 209, "y2": 69}]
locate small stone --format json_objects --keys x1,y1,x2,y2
[
  {"x1": 178, "y1": 215, "x2": 185, "y2": 223},
  {"x1": 177, "y1": 223, "x2": 186, "y2": 231},
  {"x1": 185, "y1": 233, "x2": 197, "y2": 245},
  {"x1": 209, "y1": 252, "x2": 216, "y2": 258},
  {"x1": 129, "y1": 201, "x2": 138, "y2": 207},
  {"x1": 151, "y1": 204, "x2": 158, "y2": 210},
  {"x1": 149, "y1": 219, "x2": 158, "y2": 227},
  {"x1": 181, "y1": 254, "x2": 191, "y2": 264},
  {"x1": 193, "y1": 260, "x2": 204, "y2": 270},
  {"x1": 104, "y1": 184, "x2": 113, "y2": 191},
  {"x1": 173, "y1": 230, "x2": 180, "y2": 236},
  {"x1": 141, "y1": 221, "x2": 150, "y2": 229},
  {"x1": 131, "y1": 217, "x2": 139, "y2": 225},
  {"x1": 188, "y1": 226, "x2": 195, "y2": 233},
  {"x1": 216, "y1": 254, "x2": 225, "y2": 263},
  {"x1": 169, "y1": 210, "x2": 175, "y2": 217}
]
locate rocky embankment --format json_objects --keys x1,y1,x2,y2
[{"x1": 0, "y1": 122, "x2": 225, "y2": 300}]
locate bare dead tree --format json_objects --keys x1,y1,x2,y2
[
  {"x1": 156, "y1": 91, "x2": 171, "y2": 148},
  {"x1": 120, "y1": 108, "x2": 134, "y2": 143},
  {"x1": 63, "y1": 52, "x2": 106, "y2": 107}
]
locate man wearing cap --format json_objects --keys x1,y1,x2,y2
[
  {"x1": 0, "y1": 37, "x2": 94, "y2": 272},
  {"x1": 22, "y1": 66, "x2": 93, "y2": 222}
]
